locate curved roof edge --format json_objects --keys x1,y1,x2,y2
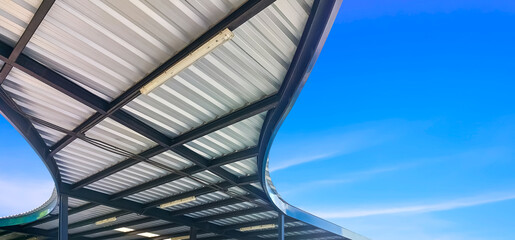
[
  {"x1": 0, "y1": 188, "x2": 57, "y2": 227},
  {"x1": 258, "y1": 0, "x2": 369, "y2": 239}
]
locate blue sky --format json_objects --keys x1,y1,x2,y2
[
  {"x1": 268, "y1": 1, "x2": 515, "y2": 239},
  {"x1": 1, "y1": 1, "x2": 514, "y2": 239}
]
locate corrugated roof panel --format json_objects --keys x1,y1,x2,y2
[
  {"x1": 149, "y1": 150, "x2": 194, "y2": 171},
  {"x1": 0, "y1": 0, "x2": 41, "y2": 45},
  {"x1": 84, "y1": 117, "x2": 157, "y2": 154},
  {"x1": 68, "y1": 197, "x2": 89, "y2": 208},
  {"x1": 86, "y1": 162, "x2": 169, "y2": 195},
  {"x1": 124, "y1": 176, "x2": 205, "y2": 204},
  {"x1": 2, "y1": 67, "x2": 95, "y2": 144},
  {"x1": 221, "y1": 157, "x2": 257, "y2": 178},
  {"x1": 54, "y1": 138, "x2": 126, "y2": 184},
  {"x1": 186, "y1": 202, "x2": 258, "y2": 219},
  {"x1": 162, "y1": 191, "x2": 231, "y2": 212},
  {"x1": 33, "y1": 122, "x2": 67, "y2": 146},
  {"x1": 210, "y1": 211, "x2": 277, "y2": 226},
  {"x1": 185, "y1": 112, "x2": 265, "y2": 159},
  {"x1": 121, "y1": 0, "x2": 313, "y2": 139},
  {"x1": 22, "y1": 0, "x2": 246, "y2": 101}
]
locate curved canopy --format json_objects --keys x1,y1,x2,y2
[{"x1": 0, "y1": 0, "x2": 368, "y2": 239}]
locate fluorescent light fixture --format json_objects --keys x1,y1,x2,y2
[
  {"x1": 137, "y1": 232, "x2": 160, "y2": 238},
  {"x1": 159, "y1": 196, "x2": 197, "y2": 209},
  {"x1": 95, "y1": 217, "x2": 117, "y2": 225},
  {"x1": 140, "y1": 28, "x2": 234, "y2": 95},
  {"x1": 240, "y1": 224, "x2": 277, "y2": 232},
  {"x1": 164, "y1": 236, "x2": 189, "y2": 240},
  {"x1": 115, "y1": 227, "x2": 134, "y2": 232}
]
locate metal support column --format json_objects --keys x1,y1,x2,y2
[
  {"x1": 189, "y1": 226, "x2": 197, "y2": 240},
  {"x1": 58, "y1": 194, "x2": 68, "y2": 240},
  {"x1": 278, "y1": 213, "x2": 285, "y2": 240}
]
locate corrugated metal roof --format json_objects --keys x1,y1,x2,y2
[
  {"x1": 0, "y1": 0, "x2": 363, "y2": 239},
  {"x1": 0, "y1": 0, "x2": 41, "y2": 45},
  {"x1": 21, "y1": 0, "x2": 246, "y2": 101}
]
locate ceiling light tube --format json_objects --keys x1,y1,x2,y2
[
  {"x1": 95, "y1": 217, "x2": 117, "y2": 225},
  {"x1": 240, "y1": 224, "x2": 277, "y2": 232},
  {"x1": 114, "y1": 227, "x2": 134, "y2": 232},
  {"x1": 137, "y1": 232, "x2": 160, "y2": 238},
  {"x1": 164, "y1": 236, "x2": 189, "y2": 240},
  {"x1": 159, "y1": 196, "x2": 197, "y2": 209},
  {"x1": 140, "y1": 28, "x2": 234, "y2": 95}
]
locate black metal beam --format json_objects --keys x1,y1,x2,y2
[
  {"x1": 45, "y1": 0, "x2": 275, "y2": 159},
  {"x1": 0, "y1": 0, "x2": 54, "y2": 85},
  {"x1": 190, "y1": 226, "x2": 198, "y2": 240},
  {"x1": 0, "y1": 88, "x2": 61, "y2": 186},
  {"x1": 195, "y1": 206, "x2": 271, "y2": 223},
  {"x1": 109, "y1": 147, "x2": 258, "y2": 200},
  {"x1": 71, "y1": 95, "x2": 276, "y2": 191},
  {"x1": 58, "y1": 194, "x2": 68, "y2": 240},
  {"x1": 170, "y1": 197, "x2": 255, "y2": 217},
  {"x1": 60, "y1": 183, "x2": 252, "y2": 240},
  {"x1": 0, "y1": 225, "x2": 55, "y2": 238}
]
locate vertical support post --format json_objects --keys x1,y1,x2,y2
[
  {"x1": 278, "y1": 213, "x2": 285, "y2": 240},
  {"x1": 189, "y1": 226, "x2": 197, "y2": 240},
  {"x1": 58, "y1": 194, "x2": 68, "y2": 240}
]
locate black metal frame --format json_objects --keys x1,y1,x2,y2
[{"x1": 0, "y1": 0, "x2": 351, "y2": 239}]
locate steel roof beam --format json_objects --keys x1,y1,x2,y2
[
  {"x1": 0, "y1": 0, "x2": 54, "y2": 85},
  {"x1": 109, "y1": 147, "x2": 258, "y2": 200},
  {"x1": 195, "y1": 206, "x2": 272, "y2": 223},
  {"x1": 70, "y1": 95, "x2": 276, "y2": 190},
  {"x1": 0, "y1": 225, "x2": 56, "y2": 239},
  {"x1": 0, "y1": 88, "x2": 61, "y2": 186},
  {"x1": 60, "y1": 183, "x2": 252, "y2": 240}
]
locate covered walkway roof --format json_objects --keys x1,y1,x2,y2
[{"x1": 0, "y1": 0, "x2": 367, "y2": 239}]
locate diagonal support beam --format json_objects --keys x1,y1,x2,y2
[
  {"x1": 71, "y1": 95, "x2": 276, "y2": 190},
  {"x1": 0, "y1": 0, "x2": 54, "y2": 84}
]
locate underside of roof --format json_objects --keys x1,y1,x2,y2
[{"x1": 0, "y1": 0, "x2": 367, "y2": 239}]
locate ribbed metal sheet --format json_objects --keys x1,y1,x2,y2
[
  {"x1": 185, "y1": 112, "x2": 265, "y2": 159},
  {"x1": 149, "y1": 150, "x2": 194, "y2": 170},
  {"x1": 221, "y1": 157, "x2": 257, "y2": 178},
  {"x1": 186, "y1": 202, "x2": 258, "y2": 219},
  {"x1": 124, "y1": 170, "x2": 224, "y2": 204},
  {"x1": 22, "y1": 0, "x2": 246, "y2": 101},
  {"x1": 86, "y1": 162, "x2": 168, "y2": 195},
  {"x1": 152, "y1": 225, "x2": 190, "y2": 236},
  {"x1": 210, "y1": 211, "x2": 277, "y2": 226},
  {"x1": 54, "y1": 138, "x2": 126, "y2": 183},
  {"x1": 123, "y1": 0, "x2": 313, "y2": 139},
  {"x1": 2, "y1": 67, "x2": 95, "y2": 146},
  {"x1": 162, "y1": 191, "x2": 233, "y2": 212},
  {"x1": 84, "y1": 117, "x2": 157, "y2": 154},
  {"x1": 0, "y1": 0, "x2": 41, "y2": 45}
]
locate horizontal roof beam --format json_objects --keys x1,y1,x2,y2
[
  {"x1": 195, "y1": 206, "x2": 272, "y2": 223},
  {"x1": 70, "y1": 217, "x2": 154, "y2": 238},
  {"x1": 23, "y1": 202, "x2": 98, "y2": 228},
  {"x1": 60, "y1": 183, "x2": 251, "y2": 239}
]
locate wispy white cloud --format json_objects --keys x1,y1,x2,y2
[
  {"x1": 0, "y1": 178, "x2": 54, "y2": 217},
  {"x1": 269, "y1": 119, "x2": 427, "y2": 172},
  {"x1": 314, "y1": 192, "x2": 515, "y2": 219}
]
